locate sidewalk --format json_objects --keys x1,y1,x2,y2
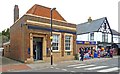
[
  {"x1": 1, "y1": 64, "x2": 31, "y2": 72},
  {"x1": 1, "y1": 56, "x2": 118, "y2": 72},
  {"x1": 0, "y1": 57, "x2": 31, "y2": 72}
]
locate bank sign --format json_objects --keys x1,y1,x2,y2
[{"x1": 76, "y1": 41, "x2": 96, "y2": 45}]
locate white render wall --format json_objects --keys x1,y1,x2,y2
[
  {"x1": 94, "y1": 32, "x2": 102, "y2": 42},
  {"x1": 77, "y1": 32, "x2": 119, "y2": 43},
  {"x1": 118, "y1": 2, "x2": 120, "y2": 43},
  {"x1": 113, "y1": 35, "x2": 119, "y2": 43},
  {"x1": 77, "y1": 32, "x2": 103, "y2": 42},
  {"x1": 108, "y1": 34, "x2": 111, "y2": 43},
  {"x1": 77, "y1": 33, "x2": 89, "y2": 41}
]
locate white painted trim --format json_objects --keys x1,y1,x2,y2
[
  {"x1": 64, "y1": 33, "x2": 73, "y2": 52},
  {"x1": 52, "y1": 32, "x2": 61, "y2": 52},
  {"x1": 26, "y1": 20, "x2": 76, "y2": 31},
  {"x1": 3, "y1": 42, "x2": 10, "y2": 45}
]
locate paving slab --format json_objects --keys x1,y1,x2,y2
[
  {"x1": 0, "y1": 56, "x2": 31, "y2": 72},
  {"x1": 1, "y1": 64, "x2": 31, "y2": 72}
]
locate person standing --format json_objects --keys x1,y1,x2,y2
[
  {"x1": 110, "y1": 48, "x2": 114, "y2": 58},
  {"x1": 97, "y1": 48, "x2": 101, "y2": 58},
  {"x1": 107, "y1": 48, "x2": 110, "y2": 57},
  {"x1": 80, "y1": 48, "x2": 84, "y2": 61},
  {"x1": 79, "y1": 48, "x2": 81, "y2": 60}
]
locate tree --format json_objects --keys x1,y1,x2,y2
[
  {"x1": 2, "y1": 28, "x2": 10, "y2": 43},
  {"x1": 5, "y1": 28, "x2": 10, "y2": 39},
  {"x1": 2, "y1": 30, "x2": 5, "y2": 36}
]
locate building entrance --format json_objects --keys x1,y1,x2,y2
[{"x1": 33, "y1": 37, "x2": 43, "y2": 60}]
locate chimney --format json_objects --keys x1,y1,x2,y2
[
  {"x1": 88, "y1": 17, "x2": 92, "y2": 22},
  {"x1": 14, "y1": 5, "x2": 19, "y2": 23}
]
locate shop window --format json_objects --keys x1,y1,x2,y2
[
  {"x1": 52, "y1": 34, "x2": 59, "y2": 50},
  {"x1": 65, "y1": 35, "x2": 71, "y2": 50}
]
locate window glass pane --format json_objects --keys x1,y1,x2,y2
[
  {"x1": 52, "y1": 35, "x2": 59, "y2": 50},
  {"x1": 65, "y1": 40, "x2": 68, "y2": 42},
  {"x1": 66, "y1": 47, "x2": 70, "y2": 50},
  {"x1": 102, "y1": 33, "x2": 108, "y2": 42},
  {"x1": 69, "y1": 44, "x2": 70, "y2": 46},
  {"x1": 52, "y1": 43, "x2": 56, "y2": 46},
  {"x1": 56, "y1": 43, "x2": 58, "y2": 46},
  {"x1": 90, "y1": 33, "x2": 94, "y2": 41},
  {"x1": 53, "y1": 47, "x2": 57, "y2": 50}
]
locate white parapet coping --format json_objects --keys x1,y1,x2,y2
[{"x1": 3, "y1": 41, "x2": 10, "y2": 45}]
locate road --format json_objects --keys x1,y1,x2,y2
[{"x1": 17, "y1": 56, "x2": 120, "y2": 73}]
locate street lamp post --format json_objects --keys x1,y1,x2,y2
[{"x1": 50, "y1": 8, "x2": 56, "y2": 65}]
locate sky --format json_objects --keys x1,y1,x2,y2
[{"x1": 0, "y1": 0, "x2": 119, "y2": 32}]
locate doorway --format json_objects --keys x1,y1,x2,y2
[{"x1": 33, "y1": 37, "x2": 43, "y2": 60}]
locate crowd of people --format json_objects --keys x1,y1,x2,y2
[{"x1": 78, "y1": 47, "x2": 114, "y2": 61}]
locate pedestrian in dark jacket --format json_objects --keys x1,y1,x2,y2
[
  {"x1": 80, "y1": 48, "x2": 84, "y2": 61},
  {"x1": 107, "y1": 48, "x2": 110, "y2": 57},
  {"x1": 110, "y1": 48, "x2": 114, "y2": 58}
]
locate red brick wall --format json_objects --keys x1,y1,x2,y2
[
  {"x1": 10, "y1": 16, "x2": 26, "y2": 62},
  {"x1": 73, "y1": 35, "x2": 77, "y2": 55},
  {"x1": 8, "y1": 15, "x2": 76, "y2": 63},
  {"x1": 3, "y1": 43, "x2": 10, "y2": 57},
  {"x1": 61, "y1": 33, "x2": 65, "y2": 57}
]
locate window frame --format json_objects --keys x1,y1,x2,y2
[
  {"x1": 64, "y1": 34, "x2": 73, "y2": 51},
  {"x1": 90, "y1": 33, "x2": 94, "y2": 41},
  {"x1": 52, "y1": 32, "x2": 61, "y2": 52},
  {"x1": 102, "y1": 32, "x2": 108, "y2": 42}
]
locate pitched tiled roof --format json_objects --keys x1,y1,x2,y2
[
  {"x1": 26, "y1": 4, "x2": 66, "y2": 21},
  {"x1": 117, "y1": 44, "x2": 120, "y2": 48},
  {"x1": 111, "y1": 29, "x2": 120, "y2": 36},
  {"x1": 77, "y1": 17, "x2": 106, "y2": 34}
]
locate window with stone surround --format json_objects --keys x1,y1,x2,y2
[
  {"x1": 65, "y1": 35, "x2": 71, "y2": 50},
  {"x1": 52, "y1": 34, "x2": 59, "y2": 50}
]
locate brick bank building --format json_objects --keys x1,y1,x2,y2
[{"x1": 4, "y1": 4, "x2": 76, "y2": 63}]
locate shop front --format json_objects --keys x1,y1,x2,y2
[
  {"x1": 77, "y1": 41, "x2": 97, "y2": 58},
  {"x1": 77, "y1": 41, "x2": 96, "y2": 49}
]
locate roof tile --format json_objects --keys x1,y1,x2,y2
[{"x1": 26, "y1": 4, "x2": 66, "y2": 21}]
